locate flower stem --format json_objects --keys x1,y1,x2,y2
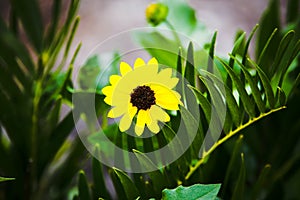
[
  {"x1": 164, "y1": 20, "x2": 182, "y2": 48},
  {"x1": 184, "y1": 106, "x2": 286, "y2": 181}
]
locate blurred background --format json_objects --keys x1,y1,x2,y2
[{"x1": 0, "y1": 0, "x2": 275, "y2": 64}]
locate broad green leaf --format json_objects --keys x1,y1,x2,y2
[
  {"x1": 230, "y1": 54, "x2": 265, "y2": 113},
  {"x1": 217, "y1": 58, "x2": 256, "y2": 118},
  {"x1": 231, "y1": 153, "x2": 246, "y2": 200},
  {"x1": 0, "y1": 177, "x2": 15, "y2": 182},
  {"x1": 78, "y1": 170, "x2": 92, "y2": 200},
  {"x1": 113, "y1": 168, "x2": 139, "y2": 200},
  {"x1": 162, "y1": 183, "x2": 221, "y2": 200},
  {"x1": 78, "y1": 55, "x2": 101, "y2": 90},
  {"x1": 248, "y1": 58, "x2": 276, "y2": 108},
  {"x1": 134, "y1": 31, "x2": 179, "y2": 68},
  {"x1": 162, "y1": 0, "x2": 197, "y2": 35}
]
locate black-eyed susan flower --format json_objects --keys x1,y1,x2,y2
[{"x1": 102, "y1": 57, "x2": 181, "y2": 136}]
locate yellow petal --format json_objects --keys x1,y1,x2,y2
[
  {"x1": 134, "y1": 58, "x2": 146, "y2": 69},
  {"x1": 120, "y1": 61, "x2": 132, "y2": 76},
  {"x1": 135, "y1": 110, "x2": 151, "y2": 136},
  {"x1": 147, "y1": 57, "x2": 158, "y2": 66},
  {"x1": 147, "y1": 120, "x2": 160, "y2": 134},
  {"x1": 150, "y1": 84, "x2": 181, "y2": 110},
  {"x1": 149, "y1": 105, "x2": 170, "y2": 122},
  {"x1": 104, "y1": 96, "x2": 112, "y2": 105},
  {"x1": 109, "y1": 75, "x2": 121, "y2": 85},
  {"x1": 135, "y1": 125, "x2": 144, "y2": 136},
  {"x1": 136, "y1": 110, "x2": 151, "y2": 126},
  {"x1": 153, "y1": 68, "x2": 179, "y2": 88},
  {"x1": 107, "y1": 106, "x2": 125, "y2": 118},
  {"x1": 119, "y1": 113, "x2": 132, "y2": 132},
  {"x1": 102, "y1": 85, "x2": 113, "y2": 96},
  {"x1": 128, "y1": 103, "x2": 138, "y2": 119},
  {"x1": 158, "y1": 68, "x2": 172, "y2": 78}
]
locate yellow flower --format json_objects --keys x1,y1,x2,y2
[{"x1": 102, "y1": 57, "x2": 181, "y2": 136}]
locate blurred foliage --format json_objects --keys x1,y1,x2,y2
[
  {"x1": 0, "y1": 0, "x2": 299, "y2": 200},
  {"x1": 0, "y1": 0, "x2": 85, "y2": 199}
]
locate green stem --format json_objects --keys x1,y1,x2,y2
[
  {"x1": 164, "y1": 20, "x2": 182, "y2": 48},
  {"x1": 30, "y1": 79, "x2": 42, "y2": 198},
  {"x1": 184, "y1": 106, "x2": 286, "y2": 181}
]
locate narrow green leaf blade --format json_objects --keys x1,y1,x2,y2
[
  {"x1": 78, "y1": 170, "x2": 92, "y2": 200},
  {"x1": 232, "y1": 153, "x2": 246, "y2": 200},
  {"x1": 230, "y1": 54, "x2": 265, "y2": 113},
  {"x1": 113, "y1": 168, "x2": 139, "y2": 200},
  {"x1": 0, "y1": 177, "x2": 15, "y2": 182},
  {"x1": 217, "y1": 58, "x2": 256, "y2": 118},
  {"x1": 248, "y1": 58, "x2": 276, "y2": 108},
  {"x1": 185, "y1": 42, "x2": 195, "y2": 86}
]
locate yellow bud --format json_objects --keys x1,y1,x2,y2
[{"x1": 145, "y1": 3, "x2": 168, "y2": 26}]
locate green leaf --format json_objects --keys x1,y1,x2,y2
[
  {"x1": 92, "y1": 146, "x2": 110, "y2": 199},
  {"x1": 162, "y1": 183, "x2": 221, "y2": 200},
  {"x1": 251, "y1": 164, "x2": 272, "y2": 199},
  {"x1": 78, "y1": 170, "x2": 92, "y2": 200},
  {"x1": 0, "y1": 177, "x2": 15, "y2": 182},
  {"x1": 11, "y1": 0, "x2": 43, "y2": 52},
  {"x1": 208, "y1": 31, "x2": 217, "y2": 73},
  {"x1": 133, "y1": 149, "x2": 167, "y2": 194},
  {"x1": 257, "y1": 28, "x2": 278, "y2": 66},
  {"x1": 256, "y1": 0, "x2": 281, "y2": 73},
  {"x1": 242, "y1": 24, "x2": 259, "y2": 65},
  {"x1": 232, "y1": 153, "x2": 246, "y2": 200},
  {"x1": 229, "y1": 32, "x2": 246, "y2": 68},
  {"x1": 162, "y1": 0, "x2": 197, "y2": 34},
  {"x1": 200, "y1": 70, "x2": 241, "y2": 127},
  {"x1": 184, "y1": 42, "x2": 196, "y2": 87},
  {"x1": 134, "y1": 31, "x2": 179, "y2": 68},
  {"x1": 288, "y1": 73, "x2": 300, "y2": 99},
  {"x1": 113, "y1": 168, "x2": 140, "y2": 200},
  {"x1": 271, "y1": 30, "x2": 295, "y2": 77},
  {"x1": 78, "y1": 55, "x2": 101, "y2": 90},
  {"x1": 277, "y1": 87, "x2": 287, "y2": 106},
  {"x1": 248, "y1": 58, "x2": 276, "y2": 108},
  {"x1": 286, "y1": 0, "x2": 300, "y2": 23},
  {"x1": 278, "y1": 39, "x2": 300, "y2": 88},
  {"x1": 188, "y1": 85, "x2": 211, "y2": 122},
  {"x1": 230, "y1": 54, "x2": 265, "y2": 113},
  {"x1": 217, "y1": 58, "x2": 256, "y2": 118},
  {"x1": 222, "y1": 135, "x2": 244, "y2": 195}
]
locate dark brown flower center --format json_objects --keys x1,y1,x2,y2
[{"x1": 130, "y1": 85, "x2": 156, "y2": 110}]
